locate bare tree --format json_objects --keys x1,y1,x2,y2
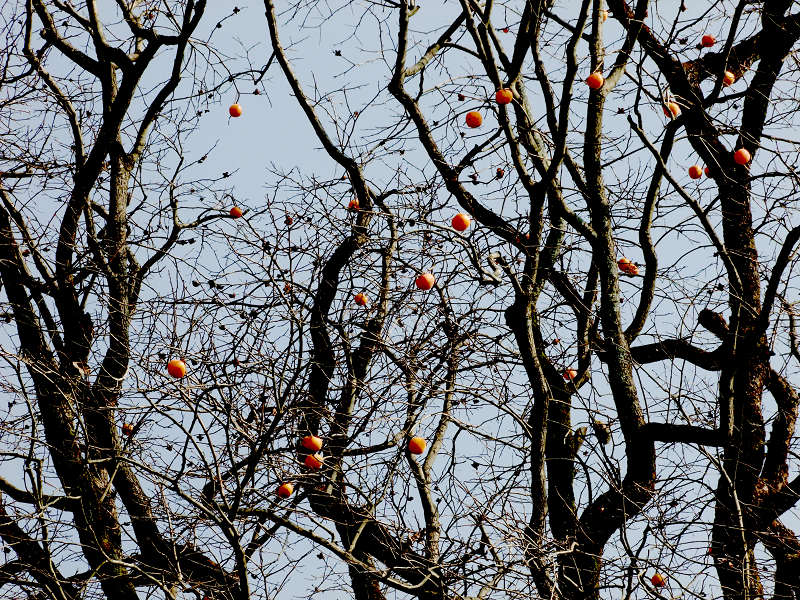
[
  {"x1": 3, "y1": 1, "x2": 800, "y2": 600},
  {"x1": 0, "y1": 2, "x2": 268, "y2": 599}
]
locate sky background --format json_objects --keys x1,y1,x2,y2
[{"x1": 2, "y1": 1, "x2": 799, "y2": 599}]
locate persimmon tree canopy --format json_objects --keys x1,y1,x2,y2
[{"x1": 1, "y1": 2, "x2": 800, "y2": 600}]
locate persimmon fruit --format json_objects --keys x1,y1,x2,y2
[
  {"x1": 452, "y1": 213, "x2": 471, "y2": 232},
  {"x1": 651, "y1": 573, "x2": 666, "y2": 587},
  {"x1": 688, "y1": 165, "x2": 702, "y2": 179},
  {"x1": 663, "y1": 101, "x2": 681, "y2": 118},
  {"x1": 408, "y1": 436, "x2": 426, "y2": 455},
  {"x1": 167, "y1": 359, "x2": 187, "y2": 378},
  {"x1": 354, "y1": 293, "x2": 368, "y2": 306},
  {"x1": 465, "y1": 111, "x2": 482, "y2": 128},
  {"x1": 701, "y1": 34, "x2": 715, "y2": 47},
  {"x1": 229, "y1": 103, "x2": 242, "y2": 117},
  {"x1": 415, "y1": 273, "x2": 435, "y2": 290},
  {"x1": 586, "y1": 72, "x2": 604, "y2": 90},
  {"x1": 723, "y1": 70, "x2": 735, "y2": 86},
  {"x1": 734, "y1": 148, "x2": 751, "y2": 165},
  {"x1": 301, "y1": 435, "x2": 323, "y2": 452},
  {"x1": 563, "y1": 369, "x2": 578, "y2": 381},
  {"x1": 618, "y1": 258, "x2": 639, "y2": 276},
  {"x1": 230, "y1": 206, "x2": 243, "y2": 218},
  {"x1": 495, "y1": 89, "x2": 513, "y2": 105},
  {"x1": 622, "y1": 263, "x2": 639, "y2": 276},
  {"x1": 304, "y1": 453, "x2": 324, "y2": 469},
  {"x1": 277, "y1": 483, "x2": 294, "y2": 498}
]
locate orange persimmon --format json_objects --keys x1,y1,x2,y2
[
  {"x1": 495, "y1": 89, "x2": 513, "y2": 105},
  {"x1": 663, "y1": 101, "x2": 681, "y2": 118},
  {"x1": 723, "y1": 70, "x2": 735, "y2": 86},
  {"x1": 734, "y1": 148, "x2": 751, "y2": 165},
  {"x1": 586, "y1": 72, "x2": 604, "y2": 90},
  {"x1": 452, "y1": 213, "x2": 471, "y2": 232},
  {"x1": 622, "y1": 263, "x2": 639, "y2": 276},
  {"x1": 415, "y1": 273, "x2": 435, "y2": 290},
  {"x1": 465, "y1": 111, "x2": 483, "y2": 128},
  {"x1": 167, "y1": 359, "x2": 187, "y2": 378},
  {"x1": 301, "y1": 435, "x2": 323, "y2": 452},
  {"x1": 408, "y1": 436, "x2": 426, "y2": 455},
  {"x1": 304, "y1": 453, "x2": 324, "y2": 469}
]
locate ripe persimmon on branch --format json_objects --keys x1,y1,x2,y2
[{"x1": 2, "y1": 1, "x2": 800, "y2": 600}]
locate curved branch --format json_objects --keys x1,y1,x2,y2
[{"x1": 758, "y1": 225, "x2": 800, "y2": 336}]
